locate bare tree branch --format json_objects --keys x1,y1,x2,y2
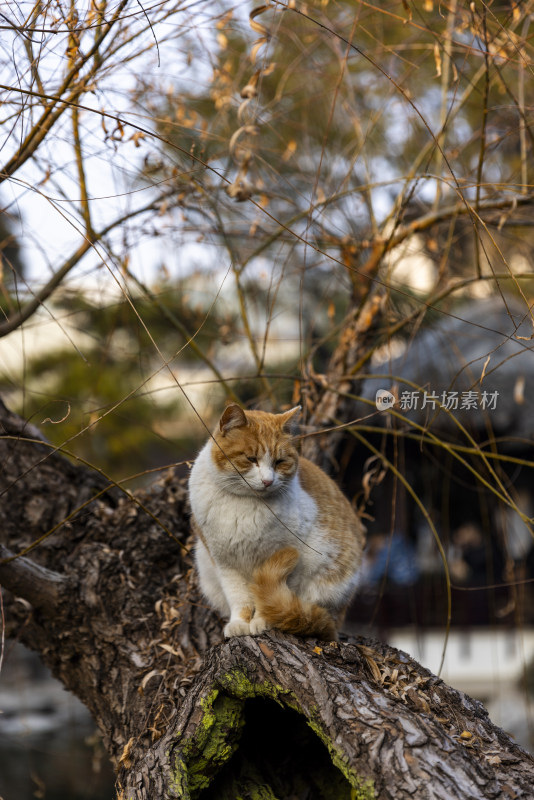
[{"x1": 0, "y1": 544, "x2": 72, "y2": 614}]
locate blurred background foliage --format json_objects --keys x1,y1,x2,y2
[
  {"x1": 2, "y1": 0, "x2": 533, "y2": 481},
  {"x1": 0, "y1": 266, "x2": 349, "y2": 478}
]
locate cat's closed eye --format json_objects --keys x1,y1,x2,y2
[
  {"x1": 247, "y1": 455, "x2": 258, "y2": 464},
  {"x1": 274, "y1": 459, "x2": 285, "y2": 466}
]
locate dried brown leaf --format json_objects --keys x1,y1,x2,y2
[{"x1": 118, "y1": 737, "x2": 135, "y2": 769}]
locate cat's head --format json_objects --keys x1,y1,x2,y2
[{"x1": 211, "y1": 404, "x2": 301, "y2": 495}]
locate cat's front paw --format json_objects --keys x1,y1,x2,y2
[
  {"x1": 224, "y1": 619, "x2": 251, "y2": 638},
  {"x1": 249, "y1": 615, "x2": 269, "y2": 635}
]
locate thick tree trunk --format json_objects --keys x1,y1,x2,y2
[{"x1": 1, "y1": 398, "x2": 533, "y2": 799}]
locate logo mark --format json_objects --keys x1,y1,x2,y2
[{"x1": 375, "y1": 389, "x2": 395, "y2": 411}]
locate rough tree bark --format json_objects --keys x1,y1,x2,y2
[{"x1": 1, "y1": 398, "x2": 533, "y2": 799}]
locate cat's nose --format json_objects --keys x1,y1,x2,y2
[{"x1": 262, "y1": 477, "x2": 273, "y2": 487}]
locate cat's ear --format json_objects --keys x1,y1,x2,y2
[
  {"x1": 279, "y1": 405, "x2": 301, "y2": 433},
  {"x1": 219, "y1": 403, "x2": 248, "y2": 434}
]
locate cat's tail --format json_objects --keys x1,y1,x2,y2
[{"x1": 251, "y1": 547, "x2": 337, "y2": 641}]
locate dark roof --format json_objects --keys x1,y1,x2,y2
[{"x1": 361, "y1": 297, "x2": 534, "y2": 443}]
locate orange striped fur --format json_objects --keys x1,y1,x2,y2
[{"x1": 251, "y1": 547, "x2": 338, "y2": 641}]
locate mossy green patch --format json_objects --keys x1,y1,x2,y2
[
  {"x1": 171, "y1": 667, "x2": 375, "y2": 799},
  {"x1": 217, "y1": 668, "x2": 294, "y2": 707},
  {"x1": 305, "y1": 710, "x2": 375, "y2": 798},
  {"x1": 171, "y1": 688, "x2": 245, "y2": 799},
  {"x1": 350, "y1": 780, "x2": 376, "y2": 800}
]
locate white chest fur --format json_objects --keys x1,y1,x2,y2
[{"x1": 189, "y1": 442, "x2": 320, "y2": 574}]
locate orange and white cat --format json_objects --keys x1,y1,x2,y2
[{"x1": 188, "y1": 404, "x2": 365, "y2": 640}]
